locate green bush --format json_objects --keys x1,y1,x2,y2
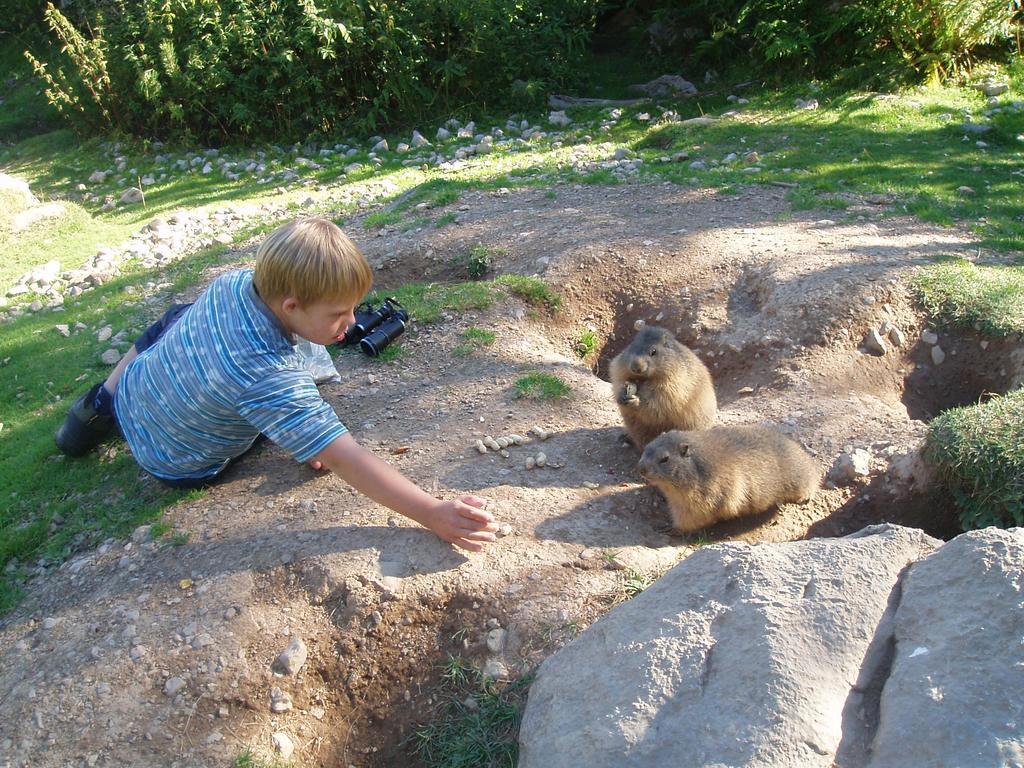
[
  {"x1": 26, "y1": 0, "x2": 601, "y2": 141},
  {"x1": 925, "y1": 389, "x2": 1024, "y2": 531},
  {"x1": 634, "y1": 0, "x2": 1020, "y2": 81}
]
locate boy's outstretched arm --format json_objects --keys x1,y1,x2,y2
[{"x1": 313, "y1": 433, "x2": 499, "y2": 552}]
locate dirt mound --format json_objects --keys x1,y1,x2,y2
[{"x1": 2, "y1": 182, "x2": 1016, "y2": 767}]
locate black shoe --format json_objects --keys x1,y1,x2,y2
[{"x1": 55, "y1": 382, "x2": 115, "y2": 457}]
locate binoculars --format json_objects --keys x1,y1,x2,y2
[{"x1": 338, "y1": 297, "x2": 409, "y2": 356}]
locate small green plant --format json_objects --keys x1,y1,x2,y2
[
  {"x1": 232, "y1": 749, "x2": 291, "y2": 768},
  {"x1": 453, "y1": 327, "x2": 497, "y2": 356},
  {"x1": 514, "y1": 372, "x2": 570, "y2": 400},
  {"x1": 435, "y1": 212, "x2": 457, "y2": 228},
  {"x1": 574, "y1": 330, "x2": 598, "y2": 358},
  {"x1": 441, "y1": 653, "x2": 474, "y2": 686},
  {"x1": 411, "y1": 657, "x2": 533, "y2": 768},
  {"x1": 543, "y1": 190, "x2": 557, "y2": 199},
  {"x1": 169, "y1": 530, "x2": 190, "y2": 547},
  {"x1": 622, "y1": 569, "x2": 654, "y2": 598},
  {"x1": 465, "y1": 244, "x2": 503, "y2": 279}
]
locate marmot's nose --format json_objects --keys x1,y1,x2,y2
[{"x1": 630, "y1": 359, "x2": 647, "y2": 375}]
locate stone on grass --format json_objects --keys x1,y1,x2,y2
[
  {"x1": 100, "y1": 349, "x2": 122, "y2": 365},
  {"x1": 119, "y1": 188, "x2": 144, "y2": 205}
]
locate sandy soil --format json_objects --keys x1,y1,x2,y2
[{"x1": 1, "y1": 181, "x2": 1017, "y2": 768}]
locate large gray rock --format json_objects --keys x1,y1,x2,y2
[
  {"x1": 519, "y1": 525, "x2": 939, "y2": 768},
  {"x1": 865, "y1": 527, "x2": 1024, "y2": 768}
]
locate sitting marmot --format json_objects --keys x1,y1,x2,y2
[
  {"x1": 638, "y1": 426, "x2": 820, "y2": 533},
  {"x1": 609, "y1": 326, "x2": 716, "y2": 448}
]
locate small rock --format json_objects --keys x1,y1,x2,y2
[
  {"x1": 931, "y1": 345, "x2": 946, "y2": 365},
  {"x1": 482, "y1": 659, "x2": 509, "y2": 680},
  {"x1": 920, "y1": 329, "x2": 939, "y2": 345},
  {"x1": 864, "y1": 329, "x2": 887, "y2": 356},
  {"x1": 119, "y1": 187, "x2": 144, "y2": 204},
  {"x1": 272, "y1": 732, "x2": 295, "y2": 759},
  {"x1": 486, "y1": 628, "x2": 508, "y2": 653},
  {"x1": 164, "y1": 676, "x2": 186, "y2": 696},
  {"x1": 956, "y1": 186, "x2": 976, "y2": 196},
  {"x1": 270, "y1": 686, "x2": 293, "y2": 713},
  {"x1": 496, "y1": 523, "x2": 513, "y2": 537},
  {"x1": 828, "y1": 449, "x2": 872, "y2": 485},
  {"x1": 272, "y1": 637, "x2": 308, "y2": 675},
  {"x1": 100, "y1": 349, "x2": 122, "y2": 365},
  {"x1": 97, "y1": 325, "x2": 113, "y2": 342},
  {"x1": 191, "y1": 633, "x2": 214, "y2": 650},
  {"x1": 41, "y1": 617, "x2": 61, "y2": 630},
  {"x1": 310, "y1": 706, "x2": 326, "y2": 719},
  {"x1": 888, "y1": 327, "x2": 906, "y2": 347}
]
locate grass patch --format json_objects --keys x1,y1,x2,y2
[
  {"x1": 363, "y1": 210, "x2": 402, "y2": 229},
  {"x1": 367, "y1": 281, "x2": 496, "y2": 325},
  {"x1": 453, "y1": 326, "x2": 497, "y2": 356},
  {"x1": 912, "y1": 258, "x2": 1024, "y2": 337},
  {"x1": 435, "y1": 212, "x2": 457, "y2": 228},
  {"x1": 924, "y1": 389, "x2": 1024, "y2": 530},
  {"x1": 411, "y1": 654, "x2": 532, "y2": 768},
  {"x1": 493, "y1": 274, "x2": 561, "y2": 310},
  {"x1": 514, "y1": 372, "x2": 570, "y2": 400}
]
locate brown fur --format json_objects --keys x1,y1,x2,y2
[
  {"x1": 638, "y1": 426, "x2": 820, "y2": 533},
  {"x1": 609, "y1": 326, "x2": 716, "y2": 448}
]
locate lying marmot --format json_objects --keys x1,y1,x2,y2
[
  {"x1": 609, "y1": 326, "x2": 716, "y2": 448},
  {"x1": 638, "y1": 426, "x2": 820, "y2": 533}
]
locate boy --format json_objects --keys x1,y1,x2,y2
[{"x1": 55, "y1": 218, "x2": 498, "y2": 552}]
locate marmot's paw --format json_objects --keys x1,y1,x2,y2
[{"x1": 617, "y1": 382, "x2": 639, "y2": 406}]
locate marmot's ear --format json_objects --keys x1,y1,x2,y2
[{"x1": 679, "y1": 443, "x2": 689, "y2": 457}]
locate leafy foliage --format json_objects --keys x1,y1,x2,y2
[
  {"x1": 26, "y1": 0, "x2": 602, "y2": 141},
  {"x1": 636, "y1": 0, "x2": 1021, "y2": 81}
]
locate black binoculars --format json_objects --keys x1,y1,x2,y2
[{"x1": 338, "y1": 297, "x2": 409, "y2": 356}]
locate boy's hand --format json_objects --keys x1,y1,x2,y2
[{"x1": 425, "y1": 495, "x2": 499, "y2": 552}]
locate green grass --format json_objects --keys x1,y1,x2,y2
[
  {"x1": 493, "y1": 274, "x2": 562, "y2": 310},
  {"x1": 925, "y1": 389, "x2": 1024, "y2": 530},
  {"x1": 574, "y1": 330, "x2": 598, "y2": 358},
  {"x1": 622, "y1": 569, "x2": 654, "y2": 598},
  {"x1": 232, "y1": 749, "x2": 292, "y2": 768},
  {"x1": 463, "y1": 244, "x2": 503, "y2": 279},
  {"x1": 453, "y1": 327, "x2": 497, "y2": 356},
  {"x1": 411, "y1": 655, "x2": 532, "y2": 768},
  {"x1": 434, "y1": 212, "x2": 458, "y2": 228},
  {"x1": 514, "y1": 372, "x2": 570, "y2": 400},
  {"x1": 912, "y1": 258, "x2": 1024, "y2": 337},
  {"x1": 363, "y1": 210, "x2": 403, "y2": 229}
]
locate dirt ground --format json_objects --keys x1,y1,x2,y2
[{"x1": 1, "y1": 181, "x2": 1017, "y2": 767}]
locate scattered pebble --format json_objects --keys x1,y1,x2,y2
[
  {"x1": 931, "y1": 345, "x2": 946, "y2": 365},
  {"x1": 163, "y1": 677, "x2": 186, "y2": 697},
  {"x1": 270, "y1": 686, "x2": 293, "y2": 713},
  {"x1": 272, "y1": 732, "x2": 295, "y2": 759},
  {"x1": 272, "y1": 637, "x2": 308, "y2": 676}
]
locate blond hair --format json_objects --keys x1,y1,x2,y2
[{"x1": 253, "y1": 218, "x2": 373, "y2": 305}]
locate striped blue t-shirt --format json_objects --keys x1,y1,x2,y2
[{"x1": 115, "y1": 269, "x2": 347, "y2": 481}]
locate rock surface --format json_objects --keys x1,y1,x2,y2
[
  {"x1": 519, "y1": 525, "x2": 962, "y2": 768},
  {"x1": 865, "y1": 527, "x2": 1024, "y2": 768}
]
